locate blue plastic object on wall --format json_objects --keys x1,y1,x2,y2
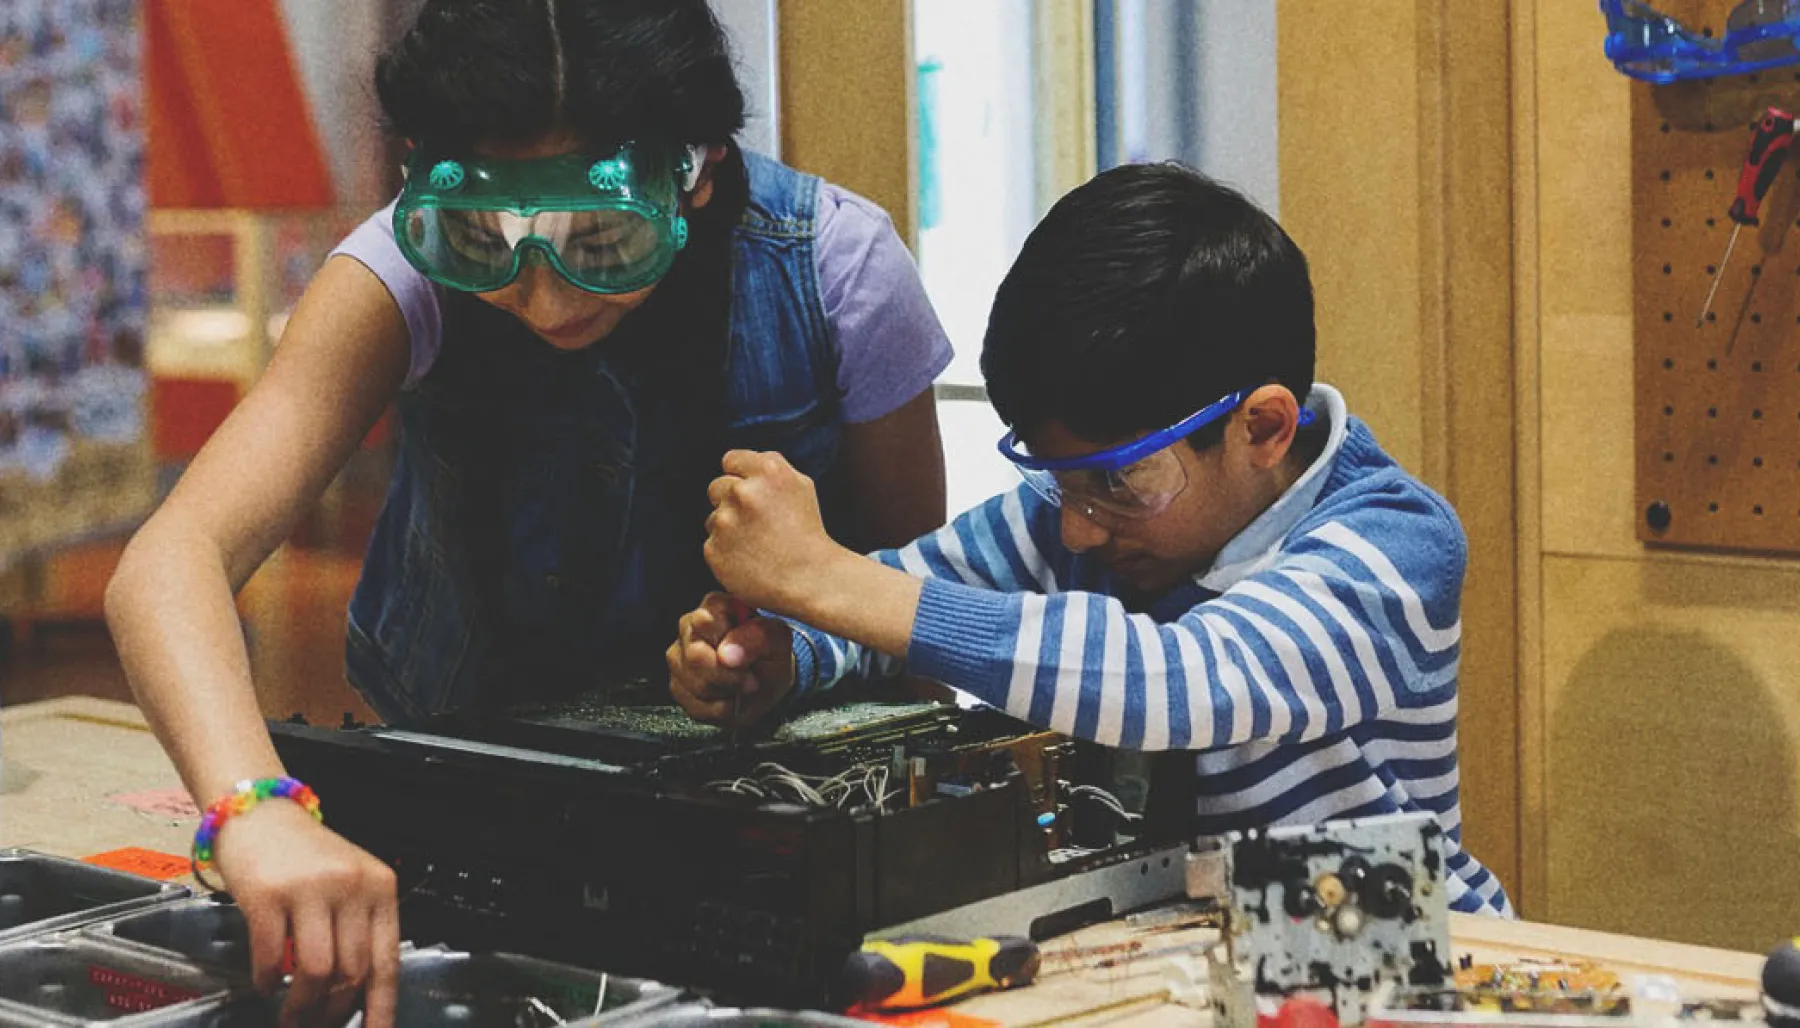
[{"x1": 1602, "y1": 0, "x2": 1800, "y2": 83}]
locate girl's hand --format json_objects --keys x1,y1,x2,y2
[
  {"x1": 214, "y1": 803, "x2": 400, "y2": 1028},
  {"x1": 667, "y1": 592, "x2": 796, "y2": 728},
  {"x1": 703, "y1": 450, "x2": 857, "y2": 616}
]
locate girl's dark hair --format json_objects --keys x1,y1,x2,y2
[{"x1": 375, "y1": 0, "x2": 747, "y2": 154}]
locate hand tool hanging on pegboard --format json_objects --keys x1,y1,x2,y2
[{"x1": 1696, "y1": 107, "x2": 1796, "y2": 326}]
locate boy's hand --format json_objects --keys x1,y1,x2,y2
[
  {"x1": 704, "y1": 450, "x2": 855, "y2": 615},
  {"x1": 667, "y1": 592, "x2": 796, "y2": 728}
]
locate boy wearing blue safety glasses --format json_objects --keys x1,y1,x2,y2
[{"x1": 669, "y1": 163, "x2": 1513, "y2": 917}]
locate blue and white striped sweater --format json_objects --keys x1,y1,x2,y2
[{"x1": 788, "y1": 387, "x2": 1512, "y2": 916}]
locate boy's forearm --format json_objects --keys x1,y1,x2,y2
[{"x1": 785, "y1": 550, "x2": 923, "y2": 659}]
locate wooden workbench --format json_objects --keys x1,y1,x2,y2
[{"x1": 0, "y1": 698, "x2": 1768, "y2": 1027}]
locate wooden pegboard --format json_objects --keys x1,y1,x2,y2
[{"x1": 1634, "y1": 2, "x2": 1800, "y2": 554}]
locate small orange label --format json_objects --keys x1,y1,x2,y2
[{"x1": 84, "y1": 847, "x2": 190, "y2": 881}]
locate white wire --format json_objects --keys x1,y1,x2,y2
[{"x1": 711, "y1": 760, "x2": 897, "y2": 811}]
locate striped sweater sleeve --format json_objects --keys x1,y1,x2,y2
[
  {"x1": 789, "y1": 485, "x2": 1070, "y2": 693},
  {"x1": 789, "y1": 481, "x2": 1466, "y2": 752}
]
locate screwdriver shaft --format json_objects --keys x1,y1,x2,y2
[{"x1": 1696, "y1": 223, "x2": 1742, "y2": 328}]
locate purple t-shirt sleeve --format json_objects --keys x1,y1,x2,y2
[
  {"x1": 328, "y1": 201, "x2": 444, "y2": 390},
  {"x1": 813, "y1": 183, "x2": 954, "y2": 424}
]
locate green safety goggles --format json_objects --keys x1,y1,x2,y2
[{"x1": 392, "y1": 142, "x2": 706, "y2": 295}]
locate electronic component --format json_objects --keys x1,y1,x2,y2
[
  {"x1": 268, "y1": 695, "x2": 1179, "y2": 1006},
  {"x1": 1203, "y1": 812, "x2": 1452, "y2": 1028}
]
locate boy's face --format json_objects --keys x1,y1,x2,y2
[{"x1": 1025, "y1": 385, "x2": 1306, "y2": 596}]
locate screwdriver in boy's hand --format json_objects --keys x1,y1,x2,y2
[
  {"x1": 723, "y1": 596, "x2": 755, "y2": 744},
  {"x1": 1698, "y1": 106, "x2": 1797, "y2": 327}
]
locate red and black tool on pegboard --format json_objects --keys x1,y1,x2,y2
[{"x1": 1696, "y1": 106, "x2": 1798, "y2": 326}]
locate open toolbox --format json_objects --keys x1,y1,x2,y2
[
  {"x1": 0, "y1": 850, "x2": 694, "y2": 1026},
  {"x1": 0, "y1": 850, "x2": 189, "y2": 946}
]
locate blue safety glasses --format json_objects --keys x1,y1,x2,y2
[
  {"x1": 1602, "y1": 0, "x2": 1800, "y2": 84},
  {"x1": 996, "y1": 391, "x2": 1316, "y2": 520}
]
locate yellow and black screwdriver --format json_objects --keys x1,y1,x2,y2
[
  {"x1": 842, "y1": 935, "x2": 1042, "y2": 1011},
  {"x1": 1697, "y1": 107, "x2": 1796, "y2": 327}
]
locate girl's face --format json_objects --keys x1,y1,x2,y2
[{"x1": 469, "y1": 132, "x2": 719, "y2": 351}]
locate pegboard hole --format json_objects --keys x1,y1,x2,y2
[
  {"x1": 1665, "y1": 358, "x2": 1676, "y2": 369},
  {"x1": 1665, "y1": 405, "x2": 1676, "y2": 415},
  {"x1": 1663, "y1": 263, "x2": 1674, "y2": 274},
  {"x1": 1707, "y1": 311, "x2": 1718, "y2": 322},
  {"x1": 1706, "y1": 168, "x2": 1717, "y2": 180},
  {"x1": 1708, "y1": 359, "x2": 1719, "y2": 370},
  {"x1": 1755, "y1": 505, "x2": 1765, "y2": 516},
  {"x1": 1661, "y1": 122, "x2": 1672, "y2": 133},
  {"x1": 1709, "y1": 502, "x2": 1720, "y2": 513},
  {"x1": 1755, "y1": 409, "x2": 1765, "y2": 419},
  {"x1": 1665, "y1": 452, "x2": 1675, "y2": 462},
  {"x1": 1708, "y1": 454, "x2": 1720, "y2": 465},
  {"x1": 1662, "y1": 217, "x2": 1673, "y2": 227},
  {"x1": 1707, "y1": 264, "x2": 1718, "y2": 276},
  {"x1": 1703, "y1": 26, "x2": 1715, "y2": 38},
  {"x1": 1753, "y1": 264, "x2": 1764, "y2": 276},
  {"x1": 1664, "y1": 311, "x2": 1675, "y2": 322},
  {"x1": 1755, "y1": 456, "x2": 1765, "y2": 467},
  {"x1": 1662, "y1": 169, "x2": 1673, "y2": 182},
  {"x1": 1754, "y1": 361, "x2": 1764, "y2": 371},
  {"x1": 1708, "y1": 406, "x2": 1719, "y2": 418},
  {"x1": 1754, "y1": 313, "x2": 1764, "y2": 324}
]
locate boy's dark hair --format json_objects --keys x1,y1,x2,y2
[
  {"x1": 982, "y1": 163, "x2": 1316, "y2": 451},
  {"x1": 375, "y1": 0, "x2": 746, "y2": 155}
]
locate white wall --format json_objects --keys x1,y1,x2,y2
[
  {"x1": 710, "y1": 0, "x2": 780, "y2": 158},
  {"x1": 1126, "y1": 0, "x2": 1279, "y2": 215},
  {"x1": 278, "y1": 0, "x2": 390, "y2": 206},
  {"x1": 1193, "y1": 2, "x2": 1279, "y2": 216}
]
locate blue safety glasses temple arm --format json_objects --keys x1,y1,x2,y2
[
  {"x1": 1601, "y1": 0, "x2": 1800, "y2": 83},
  {"x1": 995, "y1": 391, "x2": 1319, "y2": 473}
]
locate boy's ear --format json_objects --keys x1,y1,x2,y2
[{"x1": 1239, "y1": 384, "x2": 1302, "y2": 469}]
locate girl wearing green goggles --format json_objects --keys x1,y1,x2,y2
[
  {"x1": 394, "y1": 142, "x2": 708, "y2": 295},
  {"x1": 105, "y1": 3, "x2": 955, "y2": 1021}
]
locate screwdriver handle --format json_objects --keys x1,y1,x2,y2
[
  {"x1": 723, "y1": 596, "x2": 755, "y2": 625},
  {"x1": 843, "y1": 935, "x2": 1041, "y2": 1010},
  {"x1": 1730, "y1": 107, "x2": 1796, "y2": 226}
]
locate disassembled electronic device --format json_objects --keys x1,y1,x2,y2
[
  {"x1": 1203, "y1": 811, "x2": 1452, "y2": 1028},
  {"x1": 268, "y1": 683, "x2": 1187, "y2": 1006}
]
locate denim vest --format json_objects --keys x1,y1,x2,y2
[{"x1": 345, "y1": 152, "x2": 844, "y2": 724}]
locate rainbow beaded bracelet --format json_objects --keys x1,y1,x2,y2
[{"x1": 190, "y1": 777, "x2": 322, "y2": 890}]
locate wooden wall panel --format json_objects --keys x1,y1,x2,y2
[
  {"x1": 1279, "y1": 5, "x2": 1427, "y2": 475},
  {"x1": 1280, "y1": 0, "x2": 1521, "y2": 906},
  {"x1": 1527, "y1": 0, "x2": 1800, "y2": 946},
  {"x1": 777, "y1": 0, "x2": 915, "y2": 246},
  {"x1": 1542, "y1": 553, "x2": 1800, "y2": 952}
]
